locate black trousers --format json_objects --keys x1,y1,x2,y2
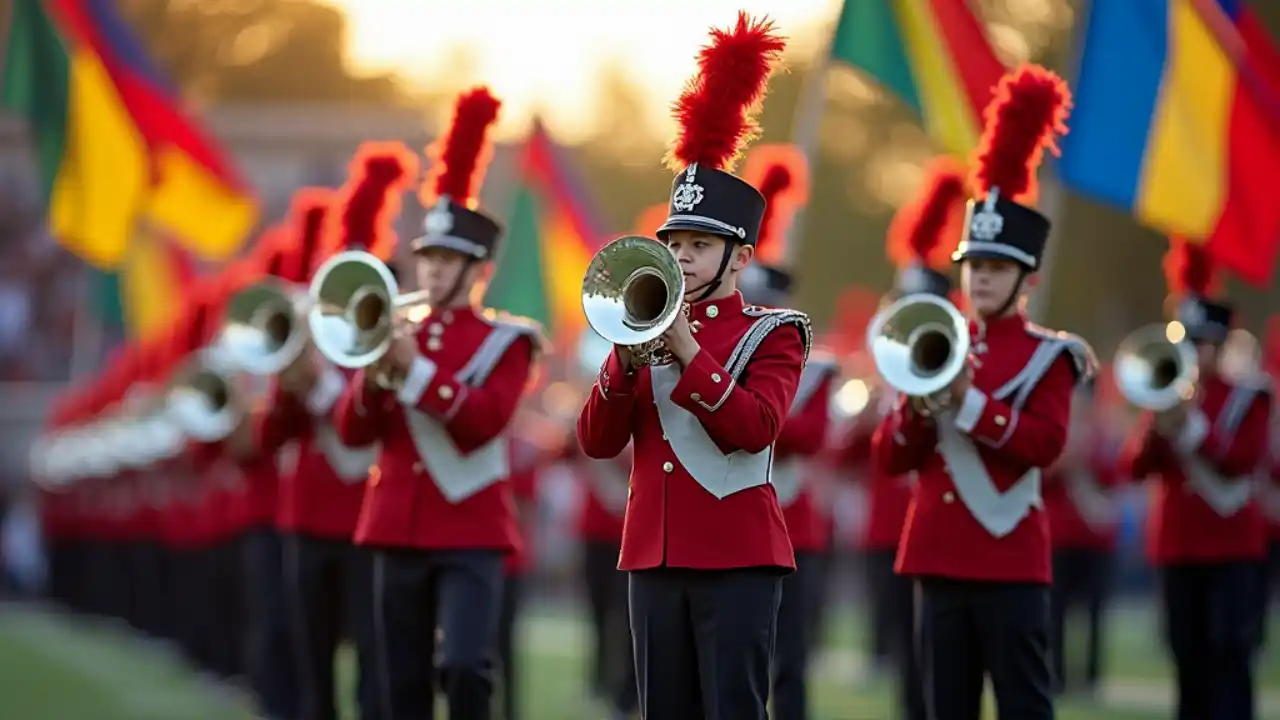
[
  {"x1": 582, "y1": 540, "x2": 636, "y2": 714},
  {"x1": 1262, "y1": 541, "x2": 1279, "y2": 647},
  {"x1": 630, "y1": 566, "x2": 782, "y2": 720},
  {"x1": 1160, "y1": 562, "x2": 1261, "y2": 720},
  {"x1": 242, "y1": 528, "x2": 300, "y2": 719},
  {"x1": 373, "y1": 548, "x2": 505, "y2": 720},
  {"x1": 497, "y1": 572, "x2": 524, "y2": 720},
  {"x1": 773, "y1": 551, "x2": 825, "y2": 720},
  {"x1": 1049, "y1": 548, "x2": 1111, "y2": 693},
  {"x1": 865, "y1": 550, "x2": 898, "y2": 669},
  {"x1": 124, "y1": 540, "x2": 168, "y2": 637},
  {"x1": 916, "y1": 577, "x2": 1054, "y2": 720},
  {"x1": 283, "y1": 533, "x2": 379, "y2": 720}
]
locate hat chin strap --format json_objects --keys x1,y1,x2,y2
[
  {"x1": 435, "y1": 258, "x2": 477, "y2": 311},
  {"x1": 685, "y1": 242, "x2": 737, "y2": 303},
  {"x1": 986, "y1": 268, "x2": 1027, "y2": 319}
]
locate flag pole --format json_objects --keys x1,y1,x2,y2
[
  {"x1": 779, "y1": 22, "x2": 836, "y2": 268},
  {"x1": 1025, "y1": 0, "x2": 1092, "y2": 323}
]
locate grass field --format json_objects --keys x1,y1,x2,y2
[{"x1": 0, "y1": 601, "x2": 1276, "y2": 719}]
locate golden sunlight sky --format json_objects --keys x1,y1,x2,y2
[{"x1": 321, "y1": 0, "x2": 843, "y2": 141}]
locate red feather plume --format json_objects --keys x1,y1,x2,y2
[
  {"x1": 421, "y1": 88, "x2": 501, "y2": 209},
  {"x1": 1162, "y1": 236, "x2": 1219, "y2": 296},
  {"x1": 665, "y1": 12, "x2": 786, "y2": 173},
  {"x1": 887, "y1": 158, "x2": 968, "y2": 269},
  {"x1": 755, "y1": 164, "x2": 793, "y2": 255},
  {"x1": 971, "y1": 64, "x2": 1072, "y2": 204},
  {"x1": 337, "y1": 142, "x2": 419, "y2": 261},
  {"x1": 251, "y1": 225, "x2": 294, "y2": 279},
  {"x1": 286, "y1": 188, "x2": 334, "y2": 283}
]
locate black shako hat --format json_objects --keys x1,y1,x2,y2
[{"x1": 951, "y1": 64, "x2": 1071, "y2": 272}]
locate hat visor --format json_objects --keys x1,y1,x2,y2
[
  {"x1": 410, "y1": 234, "x2": 488, "y2": 259},
  {"x1": 656, "y1": 217, "x2": 742, "y2": 242},
  {"x1": 951, "y1": 245, "x2": 1036, "y2": 270}
]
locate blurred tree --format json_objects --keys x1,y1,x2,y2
[{"x1": 118, "y1": 0, "x2": 405, "y2": 104}]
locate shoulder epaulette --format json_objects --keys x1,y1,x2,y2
[
  {"x1": 1025, "y1": 323, "x2": 1098, "y2": 385},
  {"x1": 725, "y1": 306, "x2": 813, "y2": 379},
  {"x1": 480, "y1": 309, "x2": 550, "y2": 354}
]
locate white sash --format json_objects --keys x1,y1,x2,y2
[
  {"x1": 313, "y1": 425, "x2": 376, "y2": 483},
  {"x1": 588, "y1": 458, "x2": 630, "y2": 515},
  {"x1": 1184, "y1": 456, "x2": 1254, "y2": 517},
  {"x1": 1065, "y1": 471, "x2": 1117, "y2": 532},
  {"x1": 772, "y1": 459, "x2": 804, "y2": 507},
  {"x1": 936, "y1": 415, "x2": 1041, "y2": 538},
  {"x1": 404, "y1": 410, "x2": 508, "y2": 503},
  {"x1": 651, "y1": 364, "x2": 772, "y2": 499}
]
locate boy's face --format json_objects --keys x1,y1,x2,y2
[
  {"x1": 414, "y1": 247, "x2": 480, "y2": 306},
  {"x1": 664, "y1": 230, "x2": 753, "y2": 297},
  {"x1": 960, "y1": 257, "x2": 1027, "y2": 317}
]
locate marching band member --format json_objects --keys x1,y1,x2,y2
[
  {"x1": 872, "y1": 156, "x2": 969, "y2": 720},
  {"x1": 332, "y1": 88, "x2": 543, "y2": 720},
  {"x1": 577, "y1": 15, "x2": 809, "y2": 719},
  {"x1": 1118, "y1": 239, "x2": 1272, "y2": 720},
  {"x1": 257, "y1": 147, "x2": 415, "y2": 720},
  {"x1": 871, "y1": 65, "x2": 1093, "y2": 720},
  {"x1": 1044, "y1": 380, "x2": 1121, "y2": 697},
  {"x1": 737, "y1": 145, "x2": 835, "y2": 720}
]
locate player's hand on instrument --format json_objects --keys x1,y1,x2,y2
[
  {"x1": 613, "y1": 344, "x2": 637, "y2": 371},
  {"x1": 946, "y1": 365, "x2": 973, "y2": 402},
  {"x1": 388, "y1": 333, "x2": 419, "y2": 373},
  {"x1": 661, "y1": 312, "x2": 699, "y2": 366},
  {"x1": 279, "y1": 352, "x2": 318, "y2": 396},
  {"x1": 1153, "y1": 403, "x2": 1188, "y2": 437}
]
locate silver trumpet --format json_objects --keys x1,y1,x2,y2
[
  {"x1": 220, "y1": 279, "x2": 312, "y2": 376},
  {"x1": 165, "y1": 347, "x2": 242, "y2": 442},
  {"x1": 580, "y1": 235, "x2": 687, "y2": 367},
  {"x1": 1113, "y1": 322, "x2": 1198, "y2": 412},
  {"x1": 307, "y1": 250, "x2": 431, "y2": 387},
  {"x1": 867, "y1": 294, "x2": 971, "y2": 415}
]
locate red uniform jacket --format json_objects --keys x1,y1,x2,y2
[
  {"x1": 576, "y1": 292, "x2": 808, "y2": 571},
  {"x1": 573, "y1": 443, "x2": 630, "y2": 544},
  {"x1": 776, "y1": 355, "x2": 836, "y2": 553},
  {"x1": 1044, "y1": 427, "x2": 1123, "y2": 551},
  {"x1": 838, "y1": 392, "x2": 914, "y2": 552},
  {"x1": 334, "y1": 307, "x2": 538, "y2": 552},
  {"x1": 1119, "y1": 374, "x2": 1271, "y2": 565},
  {"x1": 873, "y1": 313, "x2": 1088, "y2": 584},
  {"x1": 259, "y1": 362, "x2": 375, "y2": 540}
]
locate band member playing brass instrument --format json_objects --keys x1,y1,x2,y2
[
  {"x1": 577, "y1": 14, "x2": 809, "y2": 719},
  {"x1": 872, "y1": 154, "x2": 969, "y2": 720},
  {"x1": 737, "y1": 144, "x2": 835, "y2": 720},
  {"x1": 256, "y1": 146, "x2": 417, "y2": 720},
  {"x1": 1118, "y1": 238, "x2": 1272, "y2": 720},
  {"x1": 1044, "y1": 379, "x2": 1121, "y2": 698},
  {"x1": 331, "y1": 88, "x2": 543, "y2": 720},
  {"x1": 870, "y1": 65, "x2": 1095, "y2": 720}
]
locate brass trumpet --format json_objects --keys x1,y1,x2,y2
[
  {"x1": 165, "y1": 348, "x2": 242, "y2": 442},
  {"x1": 867, "y1": 294, "x2": 971, "y2": 414},
  {"x1": 307, "y1": 250, "x2": 431, "y2": 387},
  {"x1": 1113, "y1": 322, "x2": 1198, "y2": 412},
  {"x1": 220, "y1": 279, "x2": 311, "y2": 376},
  {"x1": 580, "y1": 235, "x2": 686, "y2": 367}
]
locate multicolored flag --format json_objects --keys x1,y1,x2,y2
[
  {"x1": 1, "y1": 0, "x2": 257, "y2": 270},
  {"x1": 486, "y1": 121, "x2": 607, "y2": 341}
]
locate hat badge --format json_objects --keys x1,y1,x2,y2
[
  {"x1": 672, "y1": 163, "x2": 705, "y2": 213},
  {"x1": 424, "y1": 196, "x2": 454, "y2": 237},
  {"x1": 970, "y1": 188, "x2": 1004, "y2": 242}
]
